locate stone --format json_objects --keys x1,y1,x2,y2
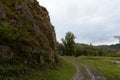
[
  {"x1": 0, "y1": 4, "x2": 6, "y2": 19},
  {"x1": 0, "y1": 0, "x2": 57, "y2": 66}
]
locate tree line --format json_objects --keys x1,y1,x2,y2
[{"x1": 57, "y1": 32, "x2": 117, "y2": 57}]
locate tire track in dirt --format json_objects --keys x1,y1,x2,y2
[
  {"x1": 61, "y1": 57, "x2": 106, "y2": 80},
  {"x1": 72, "y1": 63, "x2": 84, "y2": 80},
  {"x1": 69, "y1": 58, "x2": 106, "y2": 80},
  {"x1": 80, "y1": 63, "x2": 106, "y2": 80}
]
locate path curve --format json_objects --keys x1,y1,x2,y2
[
  {"x1": 61, "y1": 57, "x2": 106, "y2": 80},
  {"x1": 69, "y1": 58, "x2": 106, "y2": 80}
]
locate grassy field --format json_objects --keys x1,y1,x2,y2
[{"x1": 73, "y1": 56, "x2": 120, "y2": 80}]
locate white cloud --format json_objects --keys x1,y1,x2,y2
[{"x1": 38, "y1": 0, "x2": 120, "y2": 45}]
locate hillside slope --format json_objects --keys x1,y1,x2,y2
[{"x1": 0, "y1": 0, "x2": 57, "y2": 66}]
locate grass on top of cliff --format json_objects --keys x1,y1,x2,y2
[{"x1": 0, "y1": 56, "x2": 75, "y2": 80}]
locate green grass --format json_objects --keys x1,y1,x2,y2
[
  {"x1": 45, "y1": 57, "x2": 75, "y2": 80},
  {"x1": 76, "y1": 56, "x2": 120, "y2": 60},
  {"x1": 75, "y1": 56, "x2": 120, "y2": 80},
  {"x1": 0, "y1": 56, "x2": 75, "y2": 80},
  {"x1": 26, "y1": 57, "x2": 75, "y2": 80}
]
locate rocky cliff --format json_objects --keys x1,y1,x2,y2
[{"x1": 0, "y1": 0, "x2": 57, "y2": 66}]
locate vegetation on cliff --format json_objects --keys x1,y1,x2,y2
[
  {"x1": 0, "y1": 0, "x2": 57, "y2": 66},
  {"x1": 0, "y1": 0, "x2": 58, "y2": 79}
]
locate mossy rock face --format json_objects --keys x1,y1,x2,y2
[{"x1": 0, "y1": 0, "x2": 57, "y2": 67}]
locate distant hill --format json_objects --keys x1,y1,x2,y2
[{"x1": 99, "y1": 44, "x2": 120, "y2": 50}]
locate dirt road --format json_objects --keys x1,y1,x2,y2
[
  {"x1": 72, "y1": 63, "x2": 84, "y2": 80},
  {"x1": 66, "y1": 58, "x2": 106, "y2": 80}
]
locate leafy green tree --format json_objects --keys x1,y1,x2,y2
[
  {"x1": 61, "y1": 32, "x2": 75, "y2": 56},
  {"x1": 57, "y1": 42, "x2": 65, "y2": 55}
]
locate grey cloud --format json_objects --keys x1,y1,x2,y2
[{"x1": 39, "y1": 0, "x2": 120, "y2": 45}]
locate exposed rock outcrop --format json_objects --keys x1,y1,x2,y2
[{"x1": 0, "y1": 0, "x2": 57, "y2": 66}]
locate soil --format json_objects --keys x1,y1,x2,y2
[{"x1": 66, "y1": 58, "x2": 106, "y2": 80}]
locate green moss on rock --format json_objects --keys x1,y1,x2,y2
[{"x1": 0, "y1": 0, "x2": 57, "y2": 67}]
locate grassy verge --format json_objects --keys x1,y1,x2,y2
[
  {"x1": 25, "y1": 56, "x2": 75, "y2": 80},
  {"x1": 0, "y1": 56, "x2": 75, "y2": 80},
  {"x1": 23, "y1": 56, "x2": 75, "y2": 80},
  {"x1": 46, "y1": 56, "x2": 75, "y2": 80},
  {"x1": 75, "y1": 56, "x2": 120, "y2": 80},
  {"x1": 77, "y1": 56, "x2": 120, "y2": 60}
]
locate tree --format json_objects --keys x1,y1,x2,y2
[
  {"x1": 57, "y1": 42, "x2": 65, "y2": 55},
  {"x1": 61, "y1": 32, "x2": 75, "y2": 56}
]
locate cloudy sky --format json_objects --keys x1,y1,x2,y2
[{"x1": 38, "y1": 0, "x2": 120, "y2": 45}]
